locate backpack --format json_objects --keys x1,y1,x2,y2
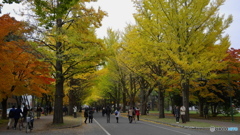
[
  {"x1": 115, "y1": 111, "x2": 118, "y2": 115},
  {"x1": 9, "y1": 110, "x2": 14, "y2": 118},
  {"x1": 132, "y1": 110, "x2": 135, "y2": 115}
]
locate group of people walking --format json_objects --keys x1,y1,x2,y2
[
  {"x1": 84, "y1": 107, "x2": 94, "y2": 123},
  {"x1": 127, "y1": 107, "x2": 140, "y2": 123},
  {"x1": 173, "y1": 105, "x2": 186, "y2": 123},
  {"x1": 83, "y1": 106, "x2": 141, "y2": 124},
  {"x1": 7, "y1": 104, "x2": 34, "y2": 130}
]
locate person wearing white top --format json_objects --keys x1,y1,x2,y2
[
  {"x1": 114, "y1": 109, "x2": 120, "y2": 123},
  {"x1": 73, "y1": 106, "x2": 77, "y2": 118},
  {"x1": 180, "y1": 105, "x2": 186, "y2": 123}
]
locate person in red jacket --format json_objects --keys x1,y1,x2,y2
[{"x1": 135, "y1": 107, "x2": 140, "y2": 121}]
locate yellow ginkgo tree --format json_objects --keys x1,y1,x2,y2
[{"x1": 133, "y1": 0, "x2": 232, "y2": 121}]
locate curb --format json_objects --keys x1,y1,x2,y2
[
  {"x1": 143, "y1": 118, "x2": 209, "y2": 130},
  {"x1": 54, "y1": 124, "x2": 82, "y2": 129}
]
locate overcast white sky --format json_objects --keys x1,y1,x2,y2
[{"x1": 1, "y1": 0, "x2": 239, "y2": 49}]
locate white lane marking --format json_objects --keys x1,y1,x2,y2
[
  {"x1": 138, "y1": 121, "x2": 191, "y2": 135},
  {"x1": 94, "y1": 118, "x2": 111, "y2": 135}
]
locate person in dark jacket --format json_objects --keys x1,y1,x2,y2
[
  {"x1": 7, "y1": 105, "x2": 15, "y2": 129},
  {"x1": 14, "y1": 105, "x2": 23, "y2": 129},
  {"x1": 174, "y1": 106, "x2": 180, "y2": 123},
  {"x1": 105, "y1": 106, "x2": 112, "y2": 123},
  {"x1": 88, "y1": 108, "x2": 94, "y2": 123},
  {"x1": 22, "y1": 103, "x2": 28, "y2": 121},
  {"x1": 84, "y1": 108, "x2": 88, "y2": 124}
]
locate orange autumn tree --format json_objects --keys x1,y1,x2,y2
[
  {"x1": 207, "y1": 48, "x2": 240, "y2": 116},
  {"x1": 192, "y1": 48, "x2": 240, "y2": 117},
  {"x1": 224, "y1": 48, "x2": 240, "y2": 108},
  {"x1": 225, "y1": 48, "x2": 240, "y2": 86},
  {"x1": 0, "y1": 14, "x2": 54, "y2": 119}
]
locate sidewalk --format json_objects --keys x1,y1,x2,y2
[
  {"x1": 0, "y1": 113, "x2": 83, "y2": 133},
  {"x1": 34, "y1": 113, "x2": 83, "y2": 131}
]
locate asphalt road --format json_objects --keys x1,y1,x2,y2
[{"x1": 1, "y1": 112, "x2": 239, "y2": 135}]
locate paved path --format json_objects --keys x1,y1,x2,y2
[
  {"x1": 0, "y1": 112, "x2": 239, "y2": 135},
  {"x1": 0, "y1": 114, "x2": 82, "y2": 134}
]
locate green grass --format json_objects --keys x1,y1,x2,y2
[
  {"x1": 140, "y1": 115, "x2": 216, "y2": 127},
  {"x1": 0, "y1": 119, "x2": 8, "y2": 127},
  {"x1": 121, "y1": 113, "x2": 216, "y2": 127},
  {"x1": 148, "y1": 110, "x2": 240, "y2": 123},
  {"x1": 149, "y1": 110, "x2": 202, "y2": 114},
  {"x1": 122, "y1": 111, "x2": 240, "y2": 127},
  {"x1": 150, "y1": 110, "x2": 240, "y2": 116}
]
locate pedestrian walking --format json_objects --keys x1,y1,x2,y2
[
  {"x1": 28, "y1": 108, "x2": 35, "y2": 129},
  {"x1": 22, "y1": 103, "x2": 28, "y2": 122},
  {"x1": 7, "y1": 105, "x2": 15, "y2": 129},
  {"x1": 114, "y1": 109, "x2": 120, "y2": 123},
  {"x1": 132, "y1": 107, "x2": 136, "y2": 123},
  {"x1": 128, "y1": 107, "x2": 134, "y2": 123},
  {"x1": 88, "y1": 108, "x2": 94, "y2": 123},
  {"x1": 102, "y1": 107, "x2": 106, "y2": 117},
  {"x1": 180, "y1": 105, "x2": 186, "y2": 123},
  {"x1": 84, "y1": 108, "x2": 88, "y2": 124},
  {"x1": 73, "y1": 106, "x2": 77, "y2": 118},
  {"x1": 135, "y1": 107, "x2": 140, "y2": 121},
  {"x1": 13, "y1": 105, "x2": 23, "y2": 129},
  {"x1": 174, "y1": 106, "x2": 180, "y2": 123},
  {"x1": 105, "y1": 106, "x2": 112, "y2": 123},
  {"x1": 36, "y1": 106, "x2": 42, "y2": 119}
]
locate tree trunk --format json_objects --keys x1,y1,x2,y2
[
  {"x1": 129, "y1": 73, "x2": 135, "y2": 107},
  {"x1": 122, "y1": 92, "x2": 126, "y2": 113},
  {"x1": 68, "y1": 90, "x2": 74, "y2": 116},
  {"x1": 182, "y1": 78, "x2": 190, "y2": 122},
  {"x1": 141, "y1": 101, "x2": 147, "y2": 115},
  {"x1": 53, "y1": 16, "x2": 64, "y2": 124},
  {"x1": 158, "y1": 86, "x2": 165, "y2": 118},
  {"x1": 53, "y1": 77, "x2": 64, "y2": 124},
  {"x1": 198, "y1": 97, "x2": 204, "y2": 117},
  {"x1": 1, "y1": 98, "x2": 8, "y2": 119},
  {"x1": 32, "y1": 95, "x2": 35, "y2": 108},
  {"x1": 116, "y1": 84, "x2": 121, "y2": 109},
  {"x1": 40, "y1": 96, "x2": 44, "y2": 107},
  {"x1": 14, "y1": 96, "x2": 22, "y2": 106},
  {"x1": 211, "y1": 103, "x2": 218, "y2": 117},
  {"x1": 141, "y1": 92, "x2": 147, "y2": 115}
]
